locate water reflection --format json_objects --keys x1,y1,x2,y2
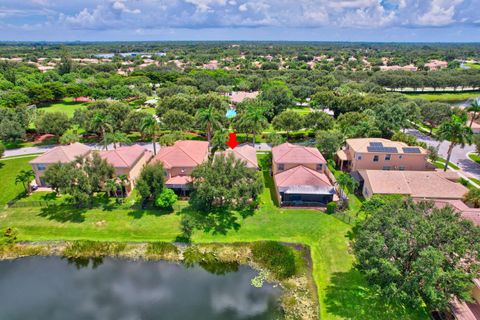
[{"x1": 0, "y1": 256, "x2": 282, "y2": 320}]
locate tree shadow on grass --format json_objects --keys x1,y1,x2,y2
[
  {"x1": 325, "y1": 269, "x2": 427, "y2": 320},
  {"x1": 127, "y1": 208, "x2": 174, "y2": 219},
  {"x1": 38, "y1": 205, "x2": 87, "y2": 223}
]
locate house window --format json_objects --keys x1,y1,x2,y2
[
  {"x1": 385, "y1": 154, "x2": 391, "y2": 161},
  {"x1": 278, "y1": 164, "x2": 284, "y2": 171},
  {"x1": 37, "y1": 164, "x2": 46, "y2": 171},
  {"x1": 373, "y1": 155, "x2": 379, "y2": 162},
  {"x1": 316, "y1": 163, "x2": 323, "y2": 171},
  {"x1": 399, "y1": 166, "x2": 405, "y2": 171},
  {"x1": 383, "y1": 166, "x2": 391, "y2": 170}
]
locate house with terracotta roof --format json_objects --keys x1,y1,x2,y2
[
  {"x1": 272, "y1": 143, "x2": 335, "y2": 206},
  {"x1": 216, "y1": 144, "x2": 258, "y2": 169},
  {"x1": 359, "y1": 170, "x2": 469, "y2": 201},
  {"x1": 30, "y1": 143, "x2": 91, "y2": 187},
  {"x1": 153, "y1": 140, "x2": 209, "y2": 193},
  {"x1": 225, "y1": 91, "x2": 259, "y2": 105},
  {"x1": 336, "y1": 138, "x2": 434, "y2": 172},
  {"x1": 99, "y1": 145, "x2": 153, "y2": 194},
  {"x1": 451, "y1": 279, "x2": 480, "y2": 319}
]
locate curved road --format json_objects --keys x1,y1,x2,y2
[{"x1": 406, "y1": 129, "x2": 480, "y2": 180}]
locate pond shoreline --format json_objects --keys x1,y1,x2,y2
[{"x1": 0, "y1": 240, "x2": 319, "y2": 320}]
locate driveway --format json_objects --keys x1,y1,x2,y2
[{"x1": 405, "y1": 129, "x2": 480, "y2": 180}]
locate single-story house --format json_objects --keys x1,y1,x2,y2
[
  {"x1": 29, "y1": 143, "x2": 91, "y2": 187},
  {"x1": 359, "y1": 170, "x2": 469, "y2": 201},
  {"x1": 99, "y1": 145, "x2": 153, "y2": 194}
]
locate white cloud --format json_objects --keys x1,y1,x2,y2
[{"x1": 416, "y1": 0, "x2": 463, "y2": 26}]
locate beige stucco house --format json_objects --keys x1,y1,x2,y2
[
  {"x1": 29, "y1": 143, "x2": 91, "y2": 187},
  {"x1": 336, "y1": 138, "x2": 434, "y2": 172},
  {"x1": 153, "y1": 140, "x2": 209, "y2": 193},
  {"x1": 99, "y1": 145, "x2": 153, "y2": 193},
  {"x1": 272, "y1": 143, "x2": 335, "y2": 206}
]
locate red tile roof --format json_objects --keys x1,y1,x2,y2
[
  {"x1": 274, "y1": 165, "x2": 332, "y2": 188},
  {"x1": 166, "y1": 175, "x2": 192, "y2": 186},
  {"x1": 272, "y1": 143, "x2": 325, "y2": 164},
  {"x1": 154, "y1": 140, "x2": 209, "y2": 169},
  {"x1": 218, "y1": 144, "x2": 258, "y2": 169},
  {"x1": 30, "y1": 143, "x2": 91, "y2": 164},
  {"x1": 99, "y1": 145, "x2": 149, "y2": 168}
]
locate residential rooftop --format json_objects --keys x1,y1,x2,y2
[
  {"x1": 154, "y1": 140, "x2": 209, "y2": 169},
  {"x1": 29, "y1": 143, "x2": 91, "y2": 164},
  {"x1": 346, "y1": 138, "x2": 427, "y2": 155},
  {"x1": 99, "y1": 145, "x2": 150, "y2": 168},
  {"x1": 272, "y1": 143, "x2": 326, "y2": 164}
]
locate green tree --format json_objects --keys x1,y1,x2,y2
[
  {"x1": 353, "y1": 199, "x2": 480, "y2": 312},
  {"x1": 0, "y1": 142, "x2": 4, "y2": 159},
  {"x1": 420, "y1": 102, "x2": 452, "y2": 135},
  {"x1": 141, "y1": 115, "x2": 160, "y2": 155},
  {"x1": 259, "y1": 82, "x2": 294, "y2": 120},
  {"x1": 58, "y1": 49, "x2": 73, "y2": 75},
  {"x1": 155, "y1": 188, "x2": 178, "y2": 209},
  {"x1": 266, "y1": 131, "x2": 285, "y2": 146},
  {"x1": 463, "y1": 188, "x2": 480, "y2": 208},
  {"x1": 337, "y1": 111, "x2": 381, "y2": 139},
  {"x1": 304, "y1": 111, "x2": 334, "y2": 131},
  {"x1": 92, "y1": 113, "x2": 112, "y2": 150},
  {"x1": 34, "y1": 112, "x2": 71, "y2": 135},
  {"x1": 0, "y1": 118, "x2": 25, "y2": 142},
  {"x1": 315, "y1": 130, "x2": 343, "y2": 159},
  {"x1": 195, "y1": 104, "x2": 223, "y2": 145},
  {"x1": 336, "y1": 172, "x2": 358, "y2": 194},
  {"x1": 136, "y1": 162, "x2": 165, "y2": 201},
  {"x1": 272, "y1": 110, "x2": 304, "y2": 138},
  {"x1": 15, "y1": 169, "x2": 35, "y2": 194},
  {"x1": 236, "y1": 100, "x2": 269, "y2": 144},
  {"x1": 59, "y1": 132, "x2": 80, "y2": 145},
  {"x1": 105, "y1": 131, "x2": 131, "y2": 149},
  {"x1": 162, "y1": 109, "x2": 195, "y2": 132},
  {"x1": 467, "y1": 100, "x2": 480, "y2": 128},
  {"x1": 437, "y1": 115, "x2": 473, "y2": 171}
]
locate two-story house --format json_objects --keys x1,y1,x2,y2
[
  {"x1": 29, "y1": 143, "x2": 91, "y2": 187},
  {"x1": 335, "y1": 138, "x2": 434, "y2": 172},
  {"x1": 99, "y1": 145, "x2": 153, "y2": 194},
  {"x1": 153, "y1": 140, "x2": 209, "y2": 194},
  {"x1": 272, "y1": 143, "x2": 335, "y2": 206}
]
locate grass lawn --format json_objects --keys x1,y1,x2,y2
[
  {"x1": 0, "y1": 153, "x2": 428, "y2": 319},
  {"x1": 38, "y1": 98, "x2": 90, "y2": 118},
  {"x1": 465, "y1": 62, "x2": 480, "y2": 70},
  {"x1": 432, "y1": 158, "x2": 460, "y2": 170},
  {"x1": 0, "y1": 155, "x2": 37, "y2": 206},
  {"x1": 468, "y1": 153, "x2": 480, "y2": 165},
  {"x1": 404, "y1": 91, "x2": 480, "y2": 102}
]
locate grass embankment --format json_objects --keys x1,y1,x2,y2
[
  {"x1": 432, "y1": 158, "x2": 460, "y2": 170},
  {"x1": 0, "y1": 153, "x2": 428, "y2": 319},
  {"x1": 464, "y1": 63, "x2": 480, "y2": 70},
  {"x1": 0, "y1": 155, "x2": 37, "y2": 206},
  {"x1": 404, "y1": 91, "x2": 480, "y2": 102},
  {"x1": 468, "y1": 153, "x2": 480, "y2": 165}
]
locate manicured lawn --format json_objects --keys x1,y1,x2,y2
[
  {"x1": 38, "y1": 98, "x2": 90, "y2": 118},
  {"x1": 468, "y1": 153, "x2": 480, "y2": 164},
  {"x1": 432, "y1": 158, "x2": 460, "y2": 170},
  {"x1": 0, "y1": 153, "x2": 428, "y2": 319},
  {"x1": 404, "y1": 91, "x2": 480, "y2": 102},
  {"x1": 465, "y1": 62, "x2": 480, "y2": 70},
  {"x1": 0, "y1": 155, "x2": 37, "y2": 206}
]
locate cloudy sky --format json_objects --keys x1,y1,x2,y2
[{"x1": 0, "y1": 0, "x2": 479, "y2": 42}]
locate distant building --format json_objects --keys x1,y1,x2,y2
[
  {"x1": 424, "y1": 59, "x2": 448, "y2": 71},
  {"x1": 226, "y1": 91, "x2": 259, "y2": 104}
]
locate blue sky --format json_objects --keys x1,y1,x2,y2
[{"x1": 0, "y1": 0, "x2": 479, "y2": 42}]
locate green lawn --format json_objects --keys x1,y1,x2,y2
[
  {"x1": 404, "y1": 91, "x2": 480, "y2": 102},
  {"x1": 468, "y1": 153, "x2": 480, "y2": 165},
  {"x1": 465, "y1": 62, "x2": 480, "y2": 70},
  {"x1": 38, "y1": 98, "x2": 90, "y2": 118},
  {"x1": 0, "y1": 153, "x2": 428, "y2": 319},
  {"x1": 432, "y1": 158, "x2": 460, "y2": 170},
  {"x1": 0, "y1": 155, "x2": 37, "y2": 206}
]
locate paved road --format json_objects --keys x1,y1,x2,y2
[{"x1": 405, "y1": 129, "x2": 480, "y2": 180}]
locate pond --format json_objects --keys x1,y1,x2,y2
[{"x1": 0, "y1": 256, "x2": 282, "y2": 320}]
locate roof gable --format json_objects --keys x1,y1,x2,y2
[
  {"x1": 272, "y1": 143, "x2": 325, "y2": 164},
  {"x1": 154, "y1": 140, "x2": 209, "y2": 168},
  {"x1": 99, "y1": 145, "x2": 147, "y2": 168},
  {"x1": 274, "y1": 165, "x2": 332, "y2": 188},
  {"x1": 29, "y1": 143, "x2": 91, "y2": 164}
]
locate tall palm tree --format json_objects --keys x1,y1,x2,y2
[
  {"x1": 15, "y1": 169, "x2": 35, "y2": 194},
  {"x1": 437, "y1": 115, "x2": 473, "y2": 171},
  {"x1": 196, "y1": 104, "x2": 223, "y2": 145},
  {"x1": 118, "y1": 174, "x2": 129, "y2": 198},
  {"x1": 105, "y1": 132, "x2": 131, "y2": 149},
  {"x1": 240, "y1": 104, "x2": 268, "y2": 144},
  {"x1": 141, "y1": 115, "x2": 159, "y2": 155},
  {"x1": 467, "y1": 100, "x2": 480, "y2": 128},
  {"x1": 93, "y1": 113, "x2": 112, "y2": 150}
]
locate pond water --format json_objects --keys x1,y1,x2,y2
[{"x1": 0, "y1": 256, "x2": 282, "y2": 320}]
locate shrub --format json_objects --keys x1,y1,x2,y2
[
  {"x1": 251, "y1": 241, "x2": 296, "y2": 279},
  {"x1": 146, "y1": 242, "x2": 179, "y2": 256},
  {"x1": 0, "y1": 142, "x2": 5, "y2": 159},
  {"x1": 155, "y1": 188, "x2": 178, "y2": 209},
  {"x1": 63, "y1": 241, "x2": 126, "y2": 257},
  {"x1": 2, "y1": 227, "x2": 18, "y2": 244},
  {"x1": 326, "y1": 202, "x2": 337, "y2": 214}
]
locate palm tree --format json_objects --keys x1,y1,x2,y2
[
  {"x1": 240, "y1": 104, "x2": 268, "y2": 144},
  {"x1": 467, "y1": 100, "x2": 480, "y2": 128},
  {"x1": 337, "y1": 173, "x2": 358, "y2": 195},
  {"x1": 118, "y1": 174, "x2": 129, "y2": 198},
  {"x1": 141, "y1": 115, "x2": 159, "y2": 155},
  {"x1": 105, "y1": 132, "x2": 131, "y2": 149},
  {"x1": 93, "y1": 113, "x2": 112, "y2": 150},
  {"x1": 105, "y1": 178, "x2": 118, "y2": 198},
  {"x1": 196, "y1": 104, "x2": 223, "y2": 145},
  {"x1": 464, "y1": 188, "x2": 480, "y2": 208},
  {"x1": 437, "y1": 115, "x2": 473, "y2": 171},
  {"x1": 15, "y1": 169, "x2": 35, "y2": 195}
]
